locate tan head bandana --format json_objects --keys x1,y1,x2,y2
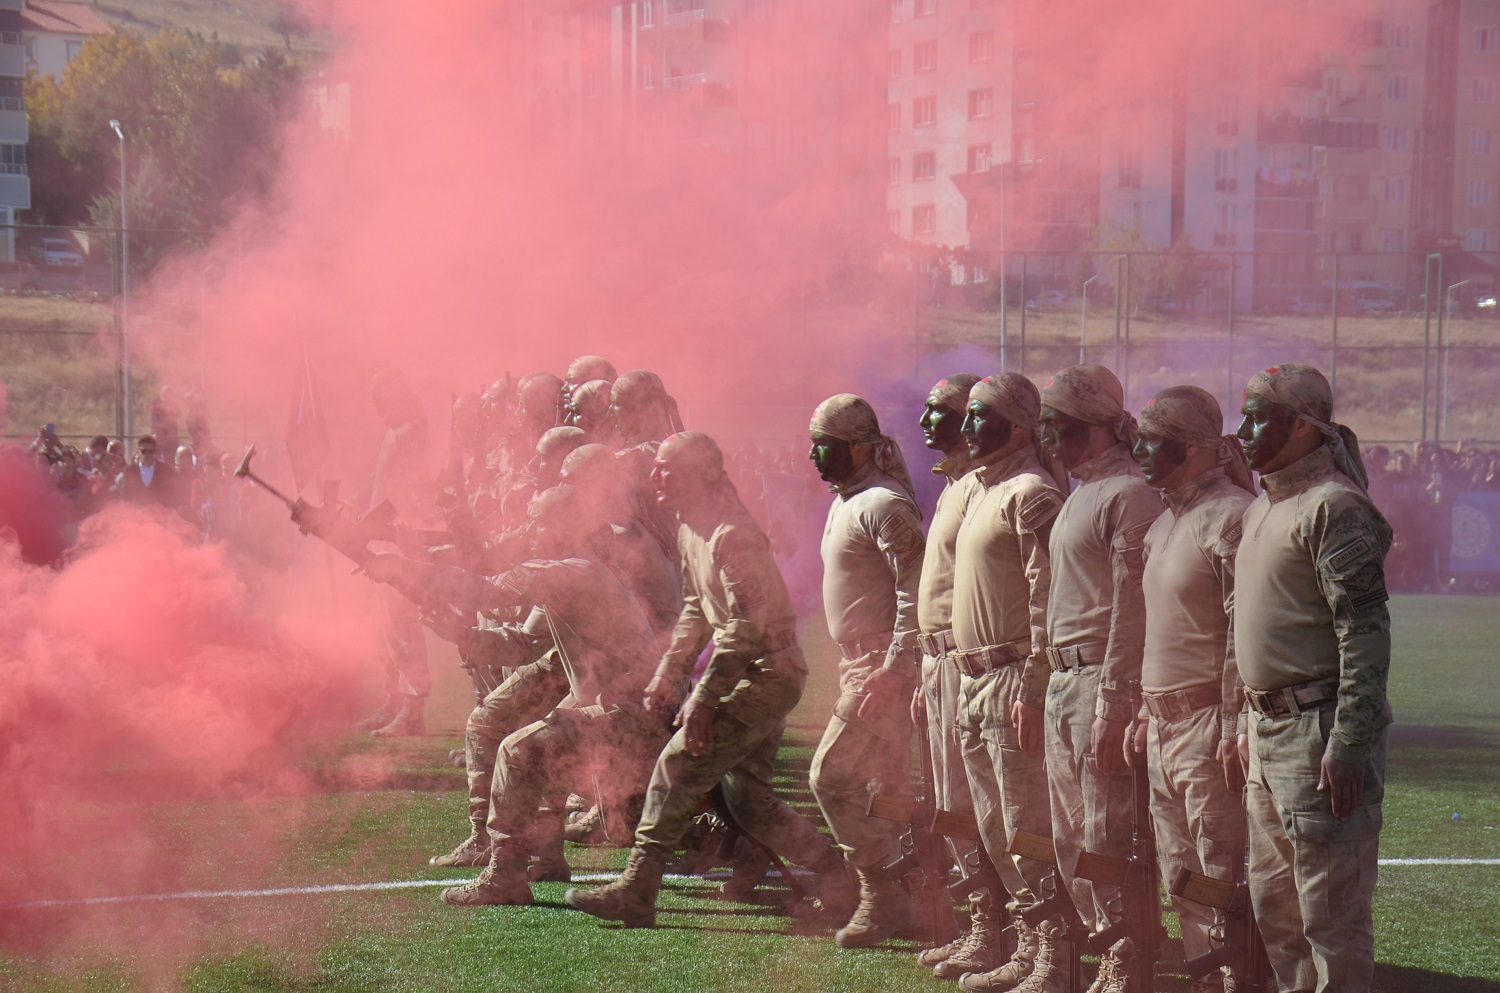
[
  {"x1": 970, "y1": 373, "x2": 1069, "y2": 491},
  {"x1": 1141, "y1": 385, "x2": 1255, "y2": 494},
  {"x1": 1244, "y1": 363, "x2": 1368, "y2": 492},
  {"x1": 1041, "y1": 364, "x2": 1139, "y2": 449},
  {"x1": 928, "y1": 373, "x2": 982, "y2": 414},
  {"x1": 569, "y1": 379, "x2": 613, "y2": 419},
  {"x1": 811, "y1": 393, "x2": 917, "y2": 501}
]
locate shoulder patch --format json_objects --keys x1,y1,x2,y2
[
  {"x1": 878, "y1": 512, "x2": 926, "y2": 561},
  {"x1": 1328, "y1": 537, "x2": 1374, "y2": 574},
  {"x1": 1018, "y1": 490, "x2": 1063, "y2": 532},
  {"x1": 1222, "y1": 521, "x2": 1243, "y2": 546},
  {"x1": 1339, "y1": 561, "x2": 1389, "y2": 612}
]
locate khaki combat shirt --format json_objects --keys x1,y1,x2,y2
[
  {"x1": 917, "y1": 453, "x2": 979, "y2": 636},
  {"x1": 1234, "y1": 447, "x2": 1393, "y2": 764},
  {"x1": 1141, "y1": 467, "x2": 1254, "y2": 739},
  {"x1": 1047, "y1": 443, "x2": 1163, "y2": 722},
  {"x1": 952, "y1": 447, "x2": 1065, "y2": 709},
  {"x1": 820, "y1": 461, "x2": 926, "y2": 674}
]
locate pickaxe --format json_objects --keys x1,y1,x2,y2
[{"x1": 233, "y1": 444, "x2": 296, "y2": 509}]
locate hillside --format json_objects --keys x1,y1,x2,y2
[{"x1": 89, "y1": 0, "x2": 333, "y2": 56}]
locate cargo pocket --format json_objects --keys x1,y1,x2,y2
[{"x1": 1287, "y1": 804, "x2": 1383, "y2": 924}]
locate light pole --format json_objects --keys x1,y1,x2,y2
[
  {"x1": 1441, "y1": 279, "x2": 1470, "y2": 445},
  {"x1": 109, "y1": 119, "x2": 131, "y2": 444},
  {"x1": 1080, "y1": 274, "x2": 1100, "y2": 362}
]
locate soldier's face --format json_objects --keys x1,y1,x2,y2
[
  {"x1": 919, "y1": 398, "x2": 964, "y2": 454},
  {"x1": 961, "y1": 400, "x2": 1014, "y2": 460},
  {"x1": 1237, "y1": 393, "x2": 1297, "y2": 473},
  {"x1": 808, "y1": 432, "x2": 855, "y2": 484},
  {"x1": 650, "y1": 456, "x2": 695, "y2": 509},
  {"x1": 1132, "y1": 429, "x2": 1189, "y2": 489},
  {"x1": 1039, "y1": 405, "x2": 1091, "y2": 470}
]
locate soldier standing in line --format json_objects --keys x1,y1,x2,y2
[
  {"x1": 944, "y1": 374, "x2": 1068, "y2": 993},
  {"x1": 1234, "y1": 364, "x2": 1392, "y2": 993},
  {"x1": 1036, "y1": 364, "x2": 1163, "y2": 992},
  {"x1": 564, "y1": 432, "x2": 855, "y2": 928},
  {"x1": 806, "y1": 393, "x2": 927, "y2": 948},
  {"x1": 1125, "y1": 386, "x2": 1256, "y2": 993},
  {"x1": 907, "y1": 373, "x2": 986, "y2": 971}
]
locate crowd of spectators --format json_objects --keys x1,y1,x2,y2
[{"x1": 1366, "y1": 441, "x2": 1500, "y2": 593}]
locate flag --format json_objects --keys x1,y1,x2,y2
[{"x1": 284, "y1": 358, "x2": 330, "y2": 493}]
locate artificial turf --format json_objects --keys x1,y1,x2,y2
[{"x1": 2, "y1": 595, "x2": 1498, "y2": 992}]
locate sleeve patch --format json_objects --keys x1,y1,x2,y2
[
  {"x1": 1222, "y1": 521, "x2": 1243, "y2": 546},
  {"x1": 878, "y1": 513, "x2": 925, "y2": 561},
  {"x1": 1339, "y1": 561, "x2": 1389, "y2": 612},
  {"x1": 1328, "y1": 537, "x2": 1374, "y2": 574},
  {"x1": 1018, "y1": 491, "x2": 1062, "y2": 532}
]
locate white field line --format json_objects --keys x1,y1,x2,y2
[{"x1": 11, "y1": 860, "x2": 1500, "y2": 910}]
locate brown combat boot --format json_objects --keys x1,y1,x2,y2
[
  {"x1": 439, "y1": 846, "x2": 533, "y2": 907},
  {"x1": 1085, "y1": 936, "x2": 1135, "y2": 993},
  {"x1": 352, "y1": 695, "x2": 399, "y2": 732},
  {"x1": 430, "y1": 799, "x2": 491, "y2": 868},
  {"x1": 934, "y1": 889, "x2": 1007, "y2": 979},
  {"x1": 957, "y1": 907, "x2": 1040, "y2": 991},
  {"x1": 834, "y1": 869, "x2": 916, "y2": 948},
  {"x1": 370, "y1": 694, "x2": 425, "y2": 738},
  {"x1": 918, "y1": 929, "x2": 973, "y2": 970},
  {"x1": 564, "y1": 850, "x2": 665, "y2": 927},
  {"x1": 808, "y1": 852, "x2": 859, "y2": 921},
  {"x1": 527, "y1": 830, "x2": 571, "y2": 883},
  {"x1": 965, "y1": 918, "x2": 1070, "y2": 993}
]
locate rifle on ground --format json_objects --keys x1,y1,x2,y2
[
  {"x1": 1007, "y1": 828, "x2": 1094, "y2": 954},
  {"x1": 864, "y1": 717, "x2": 962, "y2": 945},
  {"x1": 1169, "y1": 850, "x2": 1272, "y2": 993},
  {"x1": 1070, "y1": 682, "x2": 1164, "y2": 993}
]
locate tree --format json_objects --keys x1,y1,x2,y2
[{"x1": 270, "y1": 2, "x2": 313, "y2": 52}]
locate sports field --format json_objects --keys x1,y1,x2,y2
[{"x1": 2, "y1": 594, "x2": 1497, "y2": 993}]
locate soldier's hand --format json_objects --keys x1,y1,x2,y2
[
  {"x1": 1317, "y1": 753, "x2": 1365, "y2": 819},
  {"x1": 290, "y1": 498, "x2": 322, "y2": 535},
  {"x1": 1011, "y1": 700, "x2": 1044, "y2": 753},
  {"x1": 1236, "y1": 732, "x2": 1250, "y2": 778},
  {"x1": 855, "y1": 666, "x2": 906, "y2": 722},
  {"x1": 643, "y1": 675, "x2": 681, "y2": 715},
  {"x1": 910, "y1": 684, "x2": 925, "y2": 726},
  {"x1": 360, "y1": 552, "x2": 399, "y2": 584},
  {"x1": 1217, "y1": 738, "x2": 1245, "y2": 791},
  {"x1": 1090, "y1": 717, "x2": 1127, "y2": 776},
  {"x1": 678, "y1": 696, "x2": 715, "y2": 757},
  {"x1": 1122, "y1": 718, "x2": 1148, "y2": 768}
]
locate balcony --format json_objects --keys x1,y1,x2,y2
[
  {"x1": 1256, "y1": 177, "x2": 1318, "y2": 198},
  {"x1": 1317, "y1": 199, "x2": 1378, "y2": 224},
  {"x1": 0, "y1": 34, "x2": 22, "y2": 78},
  {"x1": 0, "y1": 103, "x2": 24, "y2": 142},
  {"x1": 0, "y1": 172, "x2": 30, "y2": 209}
]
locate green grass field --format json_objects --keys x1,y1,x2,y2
[{"x1": 2, "y1": 595, "x2": 1498, "y2": 992}]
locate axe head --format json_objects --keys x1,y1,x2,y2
[{"x1": 233, "y1": 444, "x2": 258, "y2": 480}]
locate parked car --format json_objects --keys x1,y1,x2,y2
[
  {"x1": 1024, "y1": 289, "x2": 1074, "y2": 312},
  {"x1": 29, "y1": 237, "x2": 85, "y2": 269}
]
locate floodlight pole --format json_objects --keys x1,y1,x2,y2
[{"x1": 110, "y1": 119, "x2": 131, "y2": 444}]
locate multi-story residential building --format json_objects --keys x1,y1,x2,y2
[
  {"x1": 21, "y1": 0, "x2": 110, "y2": 80},
  {"x1": 0, "y1": 0, "x2": 28, "y2": 261}
]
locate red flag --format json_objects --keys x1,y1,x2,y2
[{"x1": 284, "y1": 358, "x2": 330, "y2": 493}]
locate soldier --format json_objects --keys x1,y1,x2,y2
[
  {"x1": 807, "y1": 393, "x2": 926, "y2": 948},
  {"x1": 1234, "y1": 364, "x2": 1392, "y2": 993},
  {"x1": 1037, "y1": 364, "x2": 1163, "y2": 992},
  {"x1": 1126, "y1": 386, "x2": 1255, "y2": 993},
  {"x1": 565, "y1": 432, "x2": 854, "y2": 928},
  {"x1": 945, "y1": 374, "x2": 1068, "y2": 992},
  {"x1": 565, "y1": 355, "x2": 618, "y2": 395},
  {"x1": 611, "y1": 369, "x2": 685, "y2": 448},
  {"x1": 907, "y1": 373, "x2": 986, "y2": 972},
  {"x1": 566, "y1": 380, "x2": 621, "y2": 448}
]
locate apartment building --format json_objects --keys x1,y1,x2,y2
[{"x1": 0, "y1": 0, "x2": 27, "y2": 261}]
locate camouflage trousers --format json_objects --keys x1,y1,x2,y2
[
  {"x1": 1246, "y1": 704, "x2": 1386, "y2": 993},
  {"x1": 958, "y1": 662, "x2": 1052, "y2": 905},
  {"x1": 382, "y1": 586, "x2": 430, "y2": 697},
  {"x1": 634, "y1": 664, "x2": 837, "y2": 868},
  {"x1": 464, "y1": 656, "x2": 569, "y2": 824},
  {"x1": 810, "y1": 653, "x2": 915, "y2": 870},
  {"x1": 486, "y1": 701, "x2": 672, "y2": 855},
  {"x1": 1146, "y1": 701, "x2": 1247, "y2": 966},
  {"x1": 1044, "y1": 665, "x2": 1135, "y2": 930},
  {"x1": 923, "y1": 650, "x2": 979, "y2": 871}
]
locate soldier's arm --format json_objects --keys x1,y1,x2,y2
[
  {"x1": 1097, "y1": 486, "x2": 1160, "y2": 722},
  {"x1": 1308, "y1": 491, "x2": 1394, "y2": 765},
  {"x1": 689, "y1": 526, "x2": 779, "y2": 707},
  {"x1": 1016, "y1": 485, "x2": 1064, "y2": 709},
  {"x1": 873, "y1": 495, "x2": 926, "y2": 674},
  {"x1": 653, "y1": 557, "x2": 712, "y2": 689},
  {"x1": 1211, "y1": 508, "x2": 1248, "y2": 742}
]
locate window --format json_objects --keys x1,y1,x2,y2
[
  {"x1": 1388, "y1": 22, "x2": 1412, "y2": 48},
  {"x1": 0, "y1": 77, "x2": 21, "y2": 111},
  {"x1": 1472, "y1": 129, "x2": 1494, "y2": 155},
  {"x1": 969, "y1": 32, "x2": 994, "y2": 64},
  {"x1": 1469, "y1": 180, "x2": 1494, "y2": 205},
  {"x1": 967, "y1": 143, "x2": 991, "y2": 173},
  {"x1": 967, "y1": 88, "x2": 993, "y2": 119},
  {"x1": 640, "y1": 62, "x2": 655, "y2": 88},
  {"x1": 913, "y1": 204, "x2": 937, "y2": 235},
  {"x1": 888, "y1": 103, "x2": 901, "y2": 130},
  {"x1": 888, "y1": 210, "x2": 901, "y2": 234},
  {"x1": 1479, "y1": 26, "x2": 1498, "y2": 52},
  {"x1": 64, "y1": 39, "x2": 82, "y2": 61},
  {"x1": 1324, "y1": 74, "x2": 1341, "y2": 99},
  {"x1": 1214, "y1": 203, "x2": 1238, "y2": 247},
  {"x1": 1468, "y1": 229, "x2": 1493, "y2": 251},
  {"x1": 1386, "y1": 75, "x2": 1409, "y2": 100},
  {"x1": 890, "y1": 0, "x2": 902, "y2": 21},
  {"x1": 913, "y1": 151, "x2": 936, "y2": 181},
  {"x1": 1118, "y1": 146, "x2": 1141, "y2": 189},
  {"x1": 1384, "y1": 176, "x2": 1408, "y2": 202},
  {"x1": 0, "y1": 143, "x2": 24, "y2": 175},
  {"x1": 914, "y1": 42, "x2": 937, "y2": 72},
  {"x1": 1478, "y1": 78, "x2": 1497, "y2": 104},
  {"x1": 1386, "y1": 126, "x2": 1410, "y2": 151},
  {"x1": 889, "y1": 50, "x2": 901, "y2": 78},
  {"x1": 1381, "y1": 228, "x2": 1405, "y2": 252},
  {"x1": 641, "y1": 0, "x2": 654, "y2": 26},
  {"x1": 1215, "y1": 97, "x2": 1238, "y2": 137},
  {"x1": 915, "y1": 0, "x2": 937, "y2": 16},
  {"x1": 23, "y1": 37, "x2": 34, "y2": 62},
  {"x1": 1214, "y1": 149, "x2": 1237, "y2": 192},
  {"x1": 913, "y1": 96, "x2": 936, "y2": 126},
  {"x1": 889, "y1": 158, "x2": 901, "y2": 184}
]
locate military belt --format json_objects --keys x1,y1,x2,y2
[
  {"x1": 837, "y1": 630, "x2": 893, "y2": 662},
  {"x1": 1143, "y1": 682, "x2": 1221, "y2": 720},
  {"x1": 1245, "y1": 677, "x2": 1339, "y2": 718},
  {"x1": 918, "y1": 629, "x2": 957, "y2": 657},
  {"x1": 1045, "y1": 642, "x2": 1108, "y2": 673},
  {"x1": 951, "y1": 639, "x2": 1030, "y2": 678},
  {"x1": 763, "y1": 629, "x2": 800, "y2": 655}
]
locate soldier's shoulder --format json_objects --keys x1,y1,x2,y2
[{"x1": 1009, "y1": 474, "x2": 1066, "y2": 529}]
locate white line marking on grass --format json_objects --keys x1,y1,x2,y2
[{"x1": 12, "y1": 861, "x2": 1497, "y2": 910}]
